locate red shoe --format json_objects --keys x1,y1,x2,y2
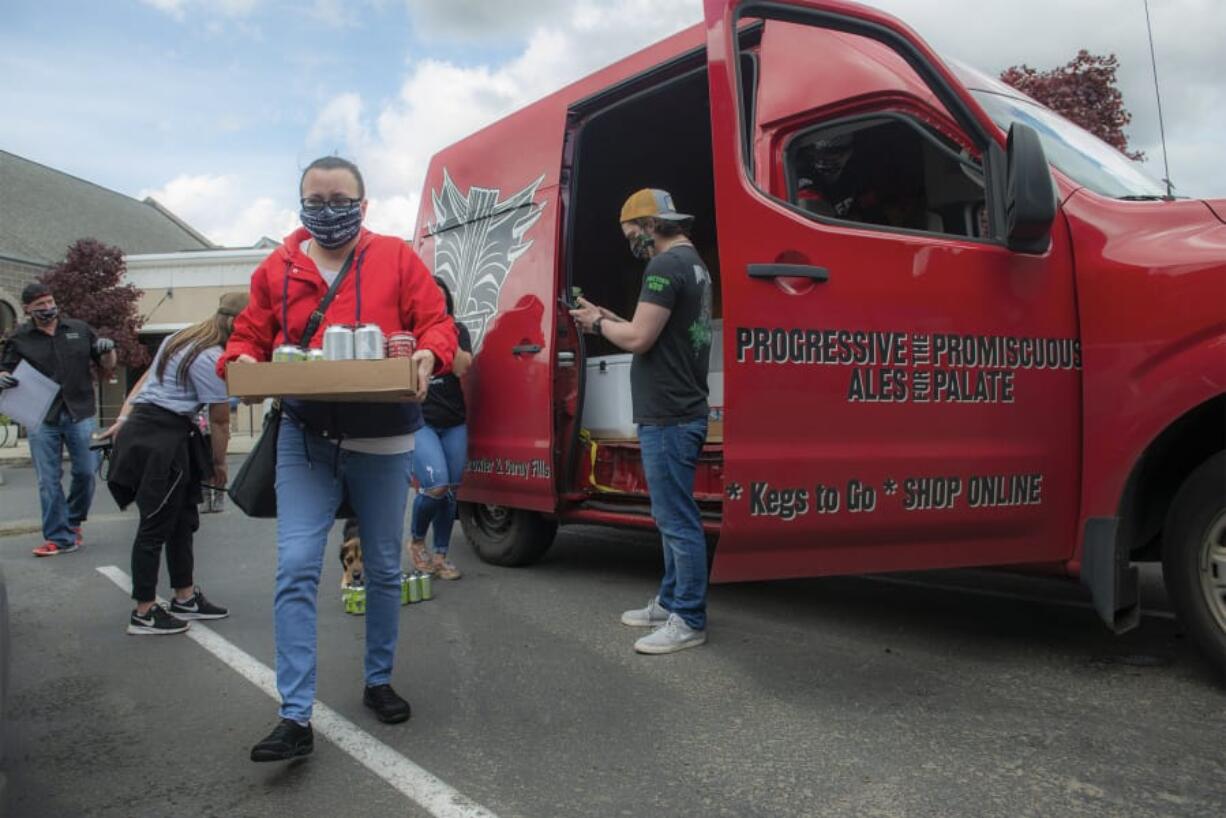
[
  {"x1": 33, "y1": 541, "x2": 79, "y2": 557},
  {"x1": 72, "y1": 527, "x2": 84, "y2": 547}
]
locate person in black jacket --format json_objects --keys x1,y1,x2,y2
[
  {"x1": 104, "y1": 293, "x2": 247, "y2": 635},
  {"x1": 0, "y1": 282, "x2": 117, "y2": 556}
]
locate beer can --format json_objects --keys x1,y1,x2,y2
[
  {"x1": 273, "y1": 344, "x2": 307, "y2": 362},
  {"x1": 343, "y1": 585, "x2": 366, "y2": 615},
  {"x1": 420, "y1": 571, "x2": 433, "y2": 601},
  {"x1": 354, "y1": 324, "x2": 386, "y2": 360},
  {"x1": 407, "y1": 572, "x2": 423, "y2": 603},
  {"x1": 399, "y1": 573, "x2": 410, "y2": 605},
  {"x1": 306, "y1": 348, "x2": 327, "y2": 362},
  {"x1": 387, "y1": 331, "x2": 416, "y2": 359},
  {"x1": 323, "y1": 325, "x2": 355, "y2": 360}
]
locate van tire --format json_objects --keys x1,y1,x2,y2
[
  {"x1": 460, "y1": 503, "x2": 558, "y2": 567},
  {"x1": 1161, "y1": 451, "x2": 1226, "y2": 679}
]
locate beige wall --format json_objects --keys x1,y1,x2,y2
[
  {"x1": 102, "y1": 248, "x2": 271, "y2": 435},
  {"x1": 137, "y1": 285, "x2": 247, "y2": 328}
]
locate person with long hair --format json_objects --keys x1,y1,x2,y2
[
  {"x1": 220, "y1": 156, "x2": 456, "y2": 762},
  {"x1": 407, "y1": 277, "x2": 473, "y2": 580},
  {"x1": 104, "y1": 291, "x2": 249, "y2": 635}
]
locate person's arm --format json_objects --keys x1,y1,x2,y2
[
  {"x1": 99, "y1": 368, "x2": 152, "y2": 439},
  {"x1": 596, "y1": 305, "x2": 628, "y2": 323},
  {"x1": 0, "y1": 337, "x2": 21, "y2": 386},
  {"x1": 451, "y1": 324, "x2": 474, "y2": 378},
  {"x1": 452, "y1": 349, "x2": 474, "y2": 377},
  {"x1": 207, "y1": 402, "x2": 230, "y2": 487},
  {"x1": 85, "y1": 324, "x2": 118, "y2": 371},
  {"x1": 591, "y1": 300, "x2": 671, "y2": 354}
]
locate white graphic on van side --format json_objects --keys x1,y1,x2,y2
[{"x1": 429, "y1": 170, "x2": 546, "y2": 352}]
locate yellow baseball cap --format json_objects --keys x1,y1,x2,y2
[{"x1": 620, "y1": 188, "x2": 693, "y2": 224}]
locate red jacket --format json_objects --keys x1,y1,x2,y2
[
  {"x1": 221, "y1": 227, "x2": 455, "y2": 370},
  {"x1": 220, "y1": 227, "x2": 457, "y2": 439}
]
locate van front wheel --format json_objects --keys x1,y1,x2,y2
[
  {"x1": 460, "y1": 502, "x2": 558, "y2": 567},
  {"x1": 1162, "y1": 451, "x2": 1226, "y2": 680}
]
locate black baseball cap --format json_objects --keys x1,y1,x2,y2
[{"x1": 21, "y1": 282, "x2": 52, "y2": 305}]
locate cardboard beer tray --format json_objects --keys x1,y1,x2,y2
[{"x1": 226, "y1": 358, "x2": 418, "y2": 403}]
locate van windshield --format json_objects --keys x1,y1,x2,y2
[{"x1": 971, "y1": 90, "x2": 1167, "y2": 200}]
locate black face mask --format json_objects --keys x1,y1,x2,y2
[
  {"x1": 31, "y1": 307, "x2": 59, "y2": 324},
  {"x1": 300, "y1": 201, "x2": 363, "y2": 249}
]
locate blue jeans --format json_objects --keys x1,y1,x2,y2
[
  {"x1": 410, "y1": 423, "x2": 467, "y2": 555},
  {"x1": 274, "y1": 418, "x2": 412, "y2": 723},
  {"x1": 639, "y1": 418, "x2": 709, "y2": 630},
  {"x1": 28, "y1": 409, "x2": 97, "y2": 549}
]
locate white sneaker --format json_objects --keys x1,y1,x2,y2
[
  {"x1": 621, "y1": 596, "x2": 670, "y2": 627},
  {"x1": 634, "y1": 613, "x2": 707, "y2": 654}
]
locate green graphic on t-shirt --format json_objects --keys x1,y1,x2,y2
[
  {"x1": 645, "y1": 274, "x2": 670, "y2": 293},
  {"x1": 689, "y1": 319, "x2": 712, "y2": 354}
]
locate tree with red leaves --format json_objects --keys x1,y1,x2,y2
[
  {"x1": 42, "y1": 239, "x2": 148, "y2": 369},
  {"x1": 1001, "y1": 50, "x2": 1144, "y2": 161}
]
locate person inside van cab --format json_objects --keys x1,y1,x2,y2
[{"x1": 570, "y1": 188, "x2": 713, "y2": 655}]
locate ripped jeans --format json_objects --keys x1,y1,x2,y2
[{"x1": 409, "y1": 423, "x2": 467, "y2": 555}]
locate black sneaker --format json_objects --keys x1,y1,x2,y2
[
  {"x1": 250, "y1": 719, "x2": 314, "y2": 762},
  {"x1": 363, "y1": 684, "x2": 411, "y2": 724},
  {"x1": 169, "y1": 587, "x2": 229, "y2": 620},
  {"x1": 128, "y1": 604, "x2": 190, "y2": 636}
]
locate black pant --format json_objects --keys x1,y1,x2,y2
[{"x1": 130, "y1": 468, "x2": 200, "y2": 603}]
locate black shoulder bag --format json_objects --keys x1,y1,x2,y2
[{"x1": 228, "y1": 251, "x2": 355, "y2": 518}]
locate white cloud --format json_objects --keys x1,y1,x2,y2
[
  {"x1": 310, "y1": 0, "x2": 704, "y2": 237},
  {"x1": 140, "y1": 174, "x2": 299, "y2": 247},
  {"x1": 402, "y1": 0, "x2": 573, "y2": 39},
  {"x1": 140, "y1": 0, "x2": 259, "y2": 20},
  {"x1": 144, "y1": 0, "x2": 1221, "y2": 246}
]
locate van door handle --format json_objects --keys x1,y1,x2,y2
[
  {"x1": 748, "y1": 263, "x2": 829, "y2": 282},
  {"x1": 512, "y1": 343, "x2": 543, "y2": 356}
]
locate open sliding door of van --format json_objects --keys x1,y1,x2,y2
[{"x1": 703, "y1": 0, "x2": 1083, "y2": 583}]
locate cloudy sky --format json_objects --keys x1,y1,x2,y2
[{"x1": 3, "y1": 0, "x2": 1222, "y2": 247}]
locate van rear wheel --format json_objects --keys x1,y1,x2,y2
[
  {"x1": 460, "y1": 502, "x2": 557, "y2": 567},
  {"x1": 1162, "y1": 452, "x2": 1226, "y2": 680}
]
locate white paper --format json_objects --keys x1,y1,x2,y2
[{"x1": 0, "y1": 360, "x2": 61, "y2": 433}]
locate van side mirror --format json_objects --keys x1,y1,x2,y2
[{"x1": 1005, "y1": 123, "x2": 1057, "y2": 254}]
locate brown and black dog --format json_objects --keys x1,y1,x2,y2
[{"x1": 339, "y1": 518, "x2": 364, "y2": 588}]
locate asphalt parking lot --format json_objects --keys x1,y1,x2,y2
[{"x1": 0, "y1": 460, "x2": 1223, "y2": 818}]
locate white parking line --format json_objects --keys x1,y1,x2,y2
[
  {"x1": 857, "y1": 574, "x2": 1178, "y2": 621},
  {"x1": 96, "y1": 565, "x2": 502, "y2": 818}
]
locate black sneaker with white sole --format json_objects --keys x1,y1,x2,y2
[
  {"x1": 169, "y1": 588, "x2": 229, "y2": 620},
  {"x1": 128, "y1": 604, "x2": 190, "y2": 636}
]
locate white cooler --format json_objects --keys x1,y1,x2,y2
[
  {"x1": 583, "y1": 323, "x2": 724, "y2": 440},
  {"x1": 583, "y1": 354, "x2": 636, "y2": 439}
]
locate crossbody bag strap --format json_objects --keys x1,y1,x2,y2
[{"x1": 297, "y1": 248, "x2": 357, "y2": 349}]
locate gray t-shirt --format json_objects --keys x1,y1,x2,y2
[
  {"x1": 134, "y1": 335, "x2": 228, "y2": 416},
  {"x1": 630, "y1": 244, "x2": 713, "y2": 425}
]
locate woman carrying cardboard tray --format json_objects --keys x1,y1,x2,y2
[{"x1": 219, "y1": 156, "x2": 456, "y2": 763}]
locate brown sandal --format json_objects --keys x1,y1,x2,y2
[{"x1": 408, "y1": 539, "x2": 433, "y2": 573}]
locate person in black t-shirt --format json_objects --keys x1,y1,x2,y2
[
  {"x1": 570, "y1": 188, "x2": 712, "y2": 656},
  {"x1": 406, "y1": 277, "x2": 473, "y2": 580},
  {"x1": 0, "y1": 282, "x2": 117, "y2": 557}
]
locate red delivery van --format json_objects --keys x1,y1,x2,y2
[{"x1": 413, "y1": 0, "x2": 1226, "y2": 675}]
